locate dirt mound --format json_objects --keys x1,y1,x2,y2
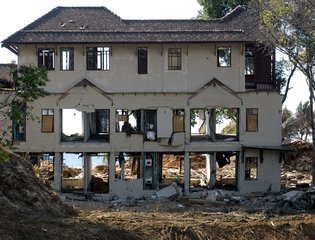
[{"x1": 0, "y1": 146, "x2": 74, "y2": 220}]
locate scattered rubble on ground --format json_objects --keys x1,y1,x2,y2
[{"x1": 2, "y1": 141, "x2": 315, "y2": 239}]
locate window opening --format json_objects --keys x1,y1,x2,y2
[
  {"x1": 61, "y1": 109, "x2": 84, "y2": 142},
  {"x1": 245, "y1": 157, "x2": 258, "y2": 180},
  {"x1": 33, "y1": 153, "x2": 55, "y2": 183},
  {"x1": 217, "y1": 47, "x2": 231, "y2": 67},
  {"x1": 158, "y1": 153, "x2": 184, "y2": 188},
  {"x1": 61, "y1": 48, "x2": 74, "y2": 71},
  {"x1": 138, "y1": 47, "x2": 148, "y2": 74},
  {"x1": 12, "y1": 101, "x2": 26, "y2": 141},
  {"x1": 90, "y1": 153, "x2": 109, "y2": 193},
  {"x1": 115, "y1": 109, "x2": 141, "y2": 135},
  {"x1": 246, "y1": 108, "x2": 258, "y2": 132},
  {"x1": 245, "y1": 47, "x2": 255, "y2": 75},
  {"x1": 190, "y1": 108, "x2": 239, "y2": 142},
  {"x1": 62, "y1": 153, "x2": 84, "y2": 192},
  {"x1": 86, "y1": 47, "x2": 110, "y2": 70},
  {"x1": 173, "y1": 109, "x2": 185, "y2": 132},
  {"x1": 168, "y1": 48, "x2": 181, "y2": 70},
  {"x1": 88, "y1": 109, "x2": 110, "y2": 142},
  {"x1": 38, "y1": 48, "x2": 55, "y2": 70},
  {"x1": 144, "y1": 110, "x2": 157, "y2": 141},
  {"x1": 41, "y1": 109, "x2": 54, "y2": 132},
  {"x1": 115, "y1": 152, "x2": 141, "y2": 181}
]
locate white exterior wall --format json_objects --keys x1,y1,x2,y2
[
  {"x1": 9, "y1": 42, "x2": 282, "y2": 197},
  {"x1": 18, "y1": 43, "x2": 244, "y2": 93}
]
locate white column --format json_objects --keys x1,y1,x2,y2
[
  {"x1": 83, "y1": 153, "x2": 92, "y2": 195},
  {"x1": 54, "y1": 152, "x2": 62, "y2": 193},
  {"x1": 109, "y1": 152, "x2": 116, "y2": 193},
  {"x1": 184, "y1": 151, "x2": 190, "y2": 195}
]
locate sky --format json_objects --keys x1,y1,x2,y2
[{"x1": 0, "y1": 0, "x2": 308, "y2": 112}]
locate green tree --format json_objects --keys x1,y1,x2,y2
[
  {"x1": 251, "y1": 0, "x2": 315, "y2": 184},
  {"x1": 0, "y1": 64, "x2": 49, "y2": 146},
  {"x1": 197, "y1": 0, "x2": 250, "y2": 19}
]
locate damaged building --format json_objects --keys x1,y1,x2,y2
[{"x1": 1, "y1": 6, "x2": 283, "y2": 198}]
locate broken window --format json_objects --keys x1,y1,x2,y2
[
  {"x1": 86, "y1": 47, "x2": 110, "y2": 70},
  {"x1": 173, "y1": 109, "x2": 185, "y2": 132},
  {"x1": 115, "y1": 109, "x2": 141, "y2": 135},
  {"x1": 60, "y1": 48, "x2": 74, "y2": 71},
  {"x1": 61, "y1": 109, "x2": 84, "y2": 142},
  {"x1": 38, "y1": 48, "x2": 55, "y2": 70},
  {"x1": 41, "y1": 109, "x2": 54, "y2": 133},
  {"x1": 217, "y1": 47, "x2": 231, "y2": 67},
  {"x1": 158, "y1": 153, "x2": 184, "y2": 188},
  {"x1": 138, "y1": 47, "x2": 148, "y2": 74},
  {"x1": 33, "y1": 153, "x2": 55, "y2": 182},
  {"x1": 144, "y1": 110, "x2": 157, "y2": 141},
  {"x1": 216, "y1": 152, "x2": 237, "y2": 189},
  {"x1": 246, "y1": 108, "x2": 258, "y2": 132},
  {"x1": 88, "y1": 109, "x2": 109, "y2": 141},
  {"x1": 62, "y1": 153, "x2": 84, "y2": 192},
  {"x1": 245, "y1": 157, "x2": 258, "y2": 180},
  {"x1": 12, "y1": 101, "x2": 26, "y2": 141},
  {"x1": 168, "y1": 48, "x2": 181, "y2": 70},
  {"x1": 90, "y1": 153, "x2": 109, "y2": 193},
  {"x1": 190, "y1": 108, "x2": 239, "y2": 142},
  {"x1": 245, "y1": 46, "x2": 255, "y2": 75},
  {"x1": 115, "y1": 152, "x2": 141, "y2": 181}
]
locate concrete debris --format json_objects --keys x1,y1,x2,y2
[
  {"x1": 156, "y1": 182, "x2": 179, "y2": 199},
  {"x1": 110, "y1": 196, "x2": 137, "y2": 207}
]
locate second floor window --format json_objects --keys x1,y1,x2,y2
[
  {"x1": 41, "y1": 109, "x2": 54, "y2": 133},
  {"x1": 38, "y1": 48, "x2": 55, "y2": 70},
  {"x1": 138, "y1": 47, "x2": 148, "y2": 74},
  {"x1": 60, "y1": 48, "x2": 74, "y2": 71},
  {"x1": 246, "y1": 108, "x2": 258, "y2": 132},
  {"x1": 245, "y1": 47, "x2": 255, "y2": 75},
  {"x1": 168, "y1": 48, "x2": 181, "y2": 70},
  {"x1": 217, "y1": 47, "x2": 231, "y2": 67},
  {"x1": 86, "y1": 47, "x2": 110, "y2": 71}
]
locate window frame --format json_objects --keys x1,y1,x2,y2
[
  {"x1": 138, "y1": 47, "x2": 148, "y2": 74},
  {"x1": 86, "y1": 47, "x2": 110, "y2": 71},
  {"x1": 217, "y1": 46, "x2": 231, "y2": 67},
  {"x1": 245, "y1": 47, "x2": 255, "y2": 75},
  {"x1": 245, "y1": 157, "x2": 258, "y2": 180},
  {"x1": 168, "y1": 48, "x2": 182, "y2": 70},
  {"x1": 60, "y1": 48, "x2": 74, "y2": 71},
  {"x1": 246, "y1": 108, "x2": 258, "y2": 132},
  {"x1": 41, "y1": 109, "x2": 54, "y2": 133},
  {"x1": 38, "y1": 48, "x2": 55, "y2": 70}
]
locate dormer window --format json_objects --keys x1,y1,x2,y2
[
  {"x1": 86, "y1": 47, "x2": 110, "y2": 71},
  {"x1": 38, "y1": 48, "x2": 55, "y2": 70}
]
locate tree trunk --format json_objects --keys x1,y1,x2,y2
[{"x1": 309, "y1": 76, "x2": 315, "y2": 186}]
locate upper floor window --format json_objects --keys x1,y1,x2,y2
[
  {"x1": 217, "y1": 47, "x2": 231, "y2": 67},
  {"x1": 168, "y1": 48, "x2": 181, "y2": 70},
  {"x1": 60, "y1": 48, "x2": 74, "y2": 71},
  {"x1": 246, "y1": 108, "x2": 258, "y2": 132},
  {"x1": 138, "y1": 47, "x2": 148, "y2": 74},
  {"x1": 38, "y1": 48, "x2": 55, "y2": 70},
  {"x1": 41, "y1": 109, "x2": 54, "y2": 133},
  {"x1": 245, "y1": 47, "x2": 255, "y2": 75},
  {"x1": 86, "y1": 47, "x2": 110, "y2": 71}
]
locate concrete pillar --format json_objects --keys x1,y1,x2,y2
[
  {"x1": 83, "y1": 112, "x2": 89, "y2": 142},
  {"x1": 54, "y1": 152, "x2": 62, "y2": 193},
  {"x1": 206, "y1": 153, "x2": 216, "y2": 187},
  {"x1": 184, "y1": 151, "x2": 190, "y2": 195},
  {"x1": 83, "y1": 153, "x2": 92, "y2": 195},
  {"x1": 109, "y1": 152, "x2": 116, "y2": 193}
]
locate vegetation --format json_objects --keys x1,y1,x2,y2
[{"x1": 0, "y1": 64, "x2": 49, "y2": 146}]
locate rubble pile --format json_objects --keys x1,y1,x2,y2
[{"x1": 0, "y1": 146, "x2": 74, "y2": 220}]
